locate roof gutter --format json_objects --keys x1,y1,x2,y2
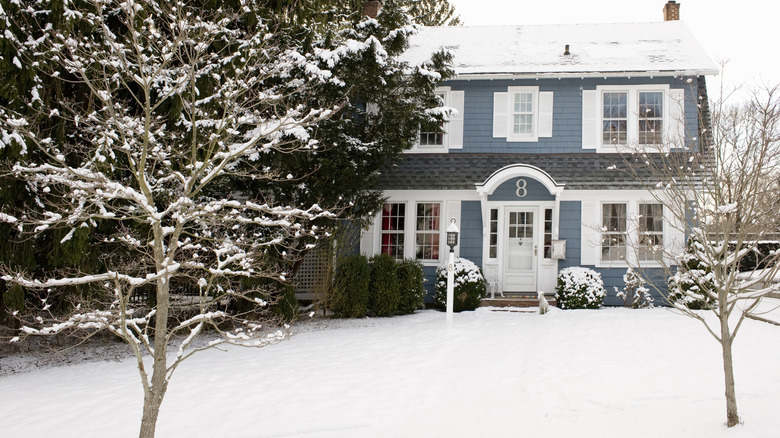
[{"x1": 453, "y1": 69, "x2": 720, "y2": 81}]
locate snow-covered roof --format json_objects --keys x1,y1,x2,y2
[{"x1": 403, "y1": 21, "x2": 719, "y2": 78}]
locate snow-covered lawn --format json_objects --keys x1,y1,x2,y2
[{"x1": 2, "y1": 306, "x2": 780, "y2": 437}]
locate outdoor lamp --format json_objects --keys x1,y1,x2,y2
[{"x1": 446, "y1": 218, "x2": 459, "y2": 251}]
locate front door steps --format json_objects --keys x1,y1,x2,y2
[{"x1": 481, "y1": 292, "x2": 557, "y2": 308}]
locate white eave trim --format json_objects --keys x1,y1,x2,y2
[
  {"x1": 475, "y1": 163, "x2": 565, "y2": 197},
  {"x1": 453, "y1": 69, "x2": 720, "y2": 81}
]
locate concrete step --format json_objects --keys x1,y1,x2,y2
[{"x1": 481, "y1": 294, "x2": 557, "y2": 308}]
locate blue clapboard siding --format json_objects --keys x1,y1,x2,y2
[{"x1": 446, "y1": 76, "x2": 695, "y2": 154}]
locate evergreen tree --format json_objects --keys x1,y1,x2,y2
[{"x1": 401, "y1": 0, "x2": 461, "y2": 26}]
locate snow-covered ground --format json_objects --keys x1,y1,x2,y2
[{"x1": 2, "y1": 305, "x2": 779, "y2": 437}]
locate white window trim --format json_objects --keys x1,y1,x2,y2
[
  {"x1": 414, "y1": 201, "x2": 443, "y2": 262},
  {"x1": 368, "y1": 195, "x2": 467, "y2": 267},
  {"x1": 595, "y1": 84, "x2": 671, "y2": 152},
  {"x1": 409, "y1": 86, "x2": 463, "y2": 153},
  {"x1": 507, "y1": 86, "x2": 539, "y2": 142},
  {"x1": 596, "y1": 200, "x2": 666, "y2": 268}
]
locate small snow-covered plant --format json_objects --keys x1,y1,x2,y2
[
  {"x1": 368, "y1": 254, "x2": 401, "y2": 317},
  {"x1": 615, "y1": 267, "x2": 654, "y2": 308},
  {"x1": 555, "y1": 267, "x2": 606, "y2": 309},
  {"x1": 434, "y1": 257, "x2": 486, "y2": 312},
  {"x1": 396, "y1": 258, "x2": 426, "y2": 315},
  {"x1": 667, "y1": 248, "x2": 716, "y2": 310}
]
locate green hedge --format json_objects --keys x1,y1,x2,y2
[
  {"x1": 367, "y1": 254, "x2": 400, "y2": 317},
  {"x1": 330, "y1": 254, "x2": 370, "y2": 318},
  {"x1": 396, "y1": 258, "x2": 425, "y2": 314}
]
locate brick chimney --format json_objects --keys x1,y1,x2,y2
[
  {"x1": 363, "y1": 1, "x2": 381, "y2": 19},
  {"x1": 663, "y1": 1, "x2": 680, "y2": 21}
]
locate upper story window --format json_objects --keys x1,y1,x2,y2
[
  {"x1": 409, "y1": 87, "x2": 464, "y2": 153},
  {"x1": 638, "y1": 92, "x2": 664, "y2": 145},
  {"x1": 602, "y1": 92, "x2": 628, "y2": 145},
  {"x1": 493, "y1": 86, "x2": 553, "y2": 142},
  {"x1": 582, "y1": 84, "x2": 685, "y2": 152},
  {"x1": 512, "y1": 91, "x2": 535, "y2": 137},
  {"x1": 419, "y1": 93, "x2": 446, "y2": 147}
]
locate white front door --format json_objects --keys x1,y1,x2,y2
[{"x1": 503, "y1": 208, "x2": 538, "y2": 292}]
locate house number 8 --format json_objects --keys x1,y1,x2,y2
[{"x1": 516, "y1": 178, "x2": 528, "y2": 198}]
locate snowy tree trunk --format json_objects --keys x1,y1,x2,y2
[
  {"x1": 139, "y1": 266, "x2": 171, "y2": 438},
  {"x1": 720, "y1": 320, "x2": 739, "y2": 427}
]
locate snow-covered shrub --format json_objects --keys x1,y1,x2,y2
[
  {"x1": 330, "y1": 254, "x2": 370, "y2": 318},
  {"x1": 555, "y1": 267, "x2": 606, "y2": 309},
  {"x1": 396, "y1": 259, "x2": 425, "y2": 315},
  {"x1": 615, "y1": 267, "x2": 654, "y2": 308},
  {"x1": 368, "y1": 254, "x2": 400, "y2": 317},
  {"x1": 434, "y1": 257, "x2": 486, "y2": 312},
  {"x1": 667, "y1": 250, "x2": 716, "y2": 310}
]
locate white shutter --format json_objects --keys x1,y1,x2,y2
[
  {"x1": 582, "y1": 90, "x2": 598, "y2": 149},
  {"x1": 493, "y1": 92, "x2": 508, "y2": 138},
  {"x1": 538, "y1": 91, "x2": 554, "y2": 137},
  {"x1": 580, "y1": 201, "x2": 600, "y2": 266},
  {"x1": 448, "y1": 90, "x2": 465, "y2": 149},
  {"x1": 667, "y1": 88, "x2": 686, "y2": 146}
]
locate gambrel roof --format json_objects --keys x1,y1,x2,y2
[{"x1": 403, "y1": 21, "x2": 718, "y2": 78}]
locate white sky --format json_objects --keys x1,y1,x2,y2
[{"x1": 450, "y1": 0, "x2": 779, "y2": 102}]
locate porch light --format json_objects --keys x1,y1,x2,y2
[{"x1": 446, "y1": 218, "x2": 459, "y2": 251}]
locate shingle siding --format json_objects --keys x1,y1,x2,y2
[
  {"x1": 460, "y1": 201, "x2": 483, "y2": 267},
  {"x1": 448, "y1": 77, "x2": 691, "y2": 154}
]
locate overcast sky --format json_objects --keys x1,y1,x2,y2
[{"x1": 450, "y1": 0, "x2": 779, "y2": 102}]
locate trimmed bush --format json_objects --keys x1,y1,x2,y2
[
  {"x1": 330, "y1": 254, "x2": 370, "y2": 318},
  {"x1": 396, "y1": 258, "x2": 425, "y2": 314},
  {"x1": 556, "y1": 267, "x2": 606, "y2": 309},
  {"x1": 434, "y1": 257, "x2": 486, "y2": 312},
  {"x1": 367, "y1": 254, "x2": 400, "y2": 317}
]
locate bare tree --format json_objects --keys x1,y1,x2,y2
[
  {"x1": 0, "y1": 0, "x2": 437, "y2": 436},
  {"x1": 624, "y1": 80, "x2": 780, "y2": 427}
]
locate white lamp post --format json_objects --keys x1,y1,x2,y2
[{"x1": 445, "y1": 217, "x2": 459, "y2": 326}]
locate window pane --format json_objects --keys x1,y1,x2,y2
[
  {"x1": 602, "y1": 203, "x2": 627, "y2": 261},
  {"x1": 415, "y1": 202, "x2": 441, "y2": 261},
  {"x1": 639, "y1": 203, "x2": 663, "y2": 261},
  {"x1": 603, "y1": 92, "x2": 627, "y2": 145},
  {"x1": 639, "y1": 91, "x2": 663, "y2": 144},
  {"x1": 381, "y1": 203, "x2": 405, "y2": 259},
  {"x1": 512, "y1": 92, "x2": 534, "y2": 135}
]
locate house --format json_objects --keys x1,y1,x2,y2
[{"x1": 357, "y1": 1, "x2": 718, "y2": 305}]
